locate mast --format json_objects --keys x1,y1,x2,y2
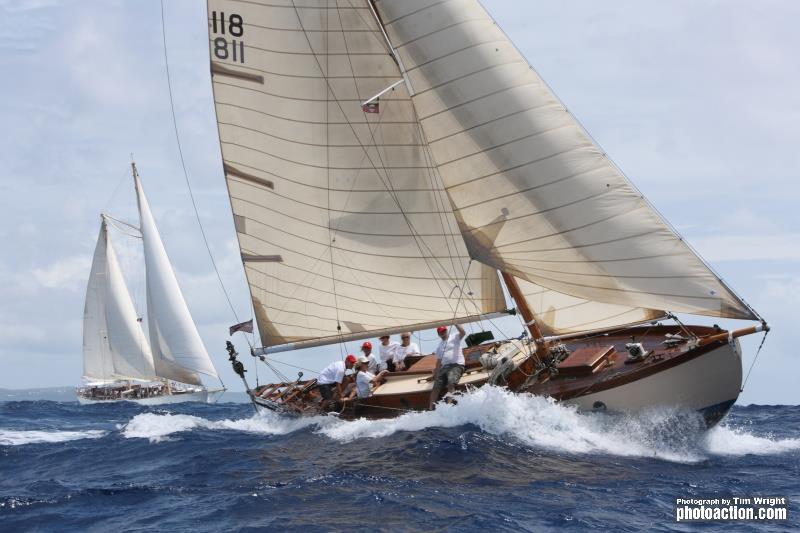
[{"x1": 501, "y1": 271, "x2": 548, "y2": 359}]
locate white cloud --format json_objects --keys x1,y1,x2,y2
[{"x1": 32, "y1": 255, "x2": 91, "y2": 291}]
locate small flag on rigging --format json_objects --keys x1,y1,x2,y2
[
  {"x1": 229, "y1": 319, "x2": 254, "y2": 336},
  {"x1": 362, "y1": 98, "x2": 379, "y2": 113}
]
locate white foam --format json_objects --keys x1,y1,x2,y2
[
  {"x1": 120, "y1": 411, "x2": 331, "y2": 443},
  {"x1": 0, "y1": 429, "x2": 106, "y2": 446},
  {"x1": 318, "y1": 386, "x2": 707, "y2": 462},
  {"x1": 117, "y1": 388, "x2": 800, "y2": 462},
  {"x1": 704, "y1": 425, "x2": 800, "y2": 456}
]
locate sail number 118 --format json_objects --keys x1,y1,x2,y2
[{"x1": 211, "y1": 11, "x2": 245, "y2": 64}]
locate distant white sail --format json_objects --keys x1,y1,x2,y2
[
  {"x1": 207, "y1": 0, "x2": 508, "y2": 349},
  {"x1": 83, "y1": 218, "x2": 157, "y2": 382},
  {"x1": 378, "y1": 0, "x2": 756, "y2": 323},
  {"x1": 135, "y1": 172, "x2": 219, "y2": 384}
]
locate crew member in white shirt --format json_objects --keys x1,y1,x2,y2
[
  {"x1": 394, "y1": 332, "x2": 420, "y2": 371},
  {"x1": 316, "y1": 354, "x2": 357, "y2": 402},
  {"x1": 378, "y1": 334, "x2": 401, "y2": 372},
  {"x1": 428, "y1": 324, "x2": 466, "y2": 408},
  {"x1": 360, "y1": 341, "x2": 382, "y2": 373},
  {"x1": 345, "y1": 356, "x2": 389, "y2": 401}
]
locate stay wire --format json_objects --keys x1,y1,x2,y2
[
  {"x1": 159, "y1": 0, "x2": 239, "y2": 328},
  {"x1": 740, "y1": 330, "x2": 769, "y2": 392}
]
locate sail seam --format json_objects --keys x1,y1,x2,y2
[
  {"x1": 453, "y1": 166, "x2": 606, "y2": 211},
  {"x1": 224, "y1": 158, "x2": 437, "y2": 192},
  {"x1": 435, "y1": 124, "x2": 574, "y2": 167},
  {"x1": 404, "y1": 39, "x2": 508, "y2": 74},
  {"x1": 504, "y1": 252, "x2": 688, "y2": 265},
  {"x1": 392, "y1": 17, "x2": 488, "y2": 49},
  {"x1": 210, "y1": 57, "x2": 397, "y2": 79},
  {"x1": 511, "y1": 271, "x2": 727, "y2": 302},
  {"x1": 231, "y1": 185, "x2": 455, "y2": 215},
  {"x1": 417, "y1": 80, "x2": 538, "y2": 121},
  {"x1": 215, "y1": 99, "x2": 416, "y2": 125},
  {"x1": 247, "y1": 269, "x2": 498, "y2": 304},
  {"x1": 424, "y1": 102, "x2": 550, "y2": 144},
  {"x1": 443, "y1": 145, "x2": 589, "y2": 191},
  {"x1": 220, "y1": 139, "x2": 432, "y2": 170},
  {"x1": 492, "y1": 201, "x2": 650, "y2": 250},
  {"x1": 382, "y1": 0, "x2": 456, "y2": 26},
  {"x1": 218, "y1": 120, "x2": 424, "y2": 148},
  {"x1": 232, "y1": 193, "x2": 464, "y2": 237}
]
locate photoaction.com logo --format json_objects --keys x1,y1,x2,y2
[{"x1": 675, "y1": 496, "x2": 788, "y2": 522}]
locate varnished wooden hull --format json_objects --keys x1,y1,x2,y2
[{"x1": 251, "y1": 325, "x2": 742, "y2": 427}]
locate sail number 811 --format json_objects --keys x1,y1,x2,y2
[{"x1": 211, "y1": 11, "x2": 245, "y2": 64}]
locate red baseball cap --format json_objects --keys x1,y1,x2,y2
[
  {"x1": 361, "y1": 341, "x2": 372, "y2": 350},
  {"x1": 345, "y1": 354, "x2": 357, "y2": 365},
  {"x1": 437, "y1": 326, "x2": 448, "y2": 335}
]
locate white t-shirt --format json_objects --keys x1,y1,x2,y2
[
  {"x1": 356, "y1": 370, "x2": 376, "y2": 398},
  {"x1": 435, "y1": 331, "x2": 465, "y2": 366},
  {"x1": 364, "y1": 353, "x2": 382, "y2": 374},
  {"x1": 395, "y1": 342, "x2": 420, "y2": 363},
  {"x1": 378, "y1": 342, "x2": 401, "y2": 364},
  {"x1": 317, "y1": 360, "x2": 345, "y2": 385}
]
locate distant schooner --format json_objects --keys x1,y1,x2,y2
[{"x1": 78, "y1": 163, "x2": 224, "y2": 404}]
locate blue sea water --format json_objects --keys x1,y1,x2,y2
[{"x1": 1, "y1": 387, "x2": 798, "y2": 532}]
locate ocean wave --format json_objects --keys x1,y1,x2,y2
[
  {"x1": 117, "y1": 387, "x2": 800, "y2": 462},
  {"x1": 705, "y1": 425, "x2": 800, "y2": 456},
  {"x1": 0, "y1": 429, "x2": 106, "y2": 446},
  {"x1": 120, "y1": 411, "x2": 331, "y2": 443}
]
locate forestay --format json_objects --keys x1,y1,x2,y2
[
  {"x1": 207, "y1": 0, "x2": 507, "y2": 350},
  {"x1": 135, "y1": 174, "x2": 219, "y2": 384},
  {"x1": 83, "y1": 219, "x2": 157, "y2": 382},
  {"x1": 379, "y1": 0, "x2": 756, "y2": 323}
]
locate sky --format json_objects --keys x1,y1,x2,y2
[{"x1": 0, "y1": 0, "x2": 797, "y2": 404}]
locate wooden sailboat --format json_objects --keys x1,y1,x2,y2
[
  {"x1": 207, "y1": 0, "x2": 767, "y2": 425},
  {"x1": 77, "y1": 164, "x2": 225, "y2": 404}
]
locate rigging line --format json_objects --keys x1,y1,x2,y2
[
  {"x1": 160, "y1": 0, "x2": 239, "y2": 324},
  {"x1": 291, "y1": 0, "x2": 484, "y2": 327},
  {"x1": 406, "y1": 83, "x2": 488, "y2": 319},
  {"x1": 323, "y1": 10, "x2": 345, "y2": 358},
  {"x1": 103, "y1": 165, "x2": 134, "y2": 212},
  {"x1": 291, "y1": 2, "x2": 451, "y2": 288},
  {"x1": 328, "y1": 5, "x2": 423, "y2": 332},
  {"x1": 260, "y1": 355, "x2": 320, "y2": 376},
  {"x1": 740, "y1": 330, "x2": 769, "y2": 392}
]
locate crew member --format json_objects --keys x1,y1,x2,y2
[
  {"x1": 428, "y1": 324, "x2": 466, "y2": 408},
  {"x1": 317, "y1": 354, "x2": 357, "y2": 402},
  {"x1": 378, "y1": 334, "x2": 401, "y2": 372},
  {"x1": 360, "y1": 341, "x2": 382, "y2": 373},
  {"x1": 346, "y1": 355, "x2": 389, "y2": 401},
  {"x1": 394, "y1": 332, "x2": 420, "y2": 371}
]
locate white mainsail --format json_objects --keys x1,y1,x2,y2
[
  {"x1": 378, "y1": 0, "x2": 756, "y2": 327},
  {"x1": 83, "y1": 218, "x2": 157, "y2": 382},
  {"x1": 207, "y1": 0, "x2": 508, "y2": 350},
  {"x1": 135, "y1": 171, "x2": 219, "y2": 384},
  {"x1": 206, "y1": 0, "x2": 757, "y2": 348}
]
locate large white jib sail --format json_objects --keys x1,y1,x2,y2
[
  {"x1": 135, "y1": 171, "x2": 220, "y2": 384},
  {"x1": 83, "y1": 217, "x2": 157, "y2": 382},
  {"x1": 206, "y1": 0, "x2": 757, "y2": 345}
]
